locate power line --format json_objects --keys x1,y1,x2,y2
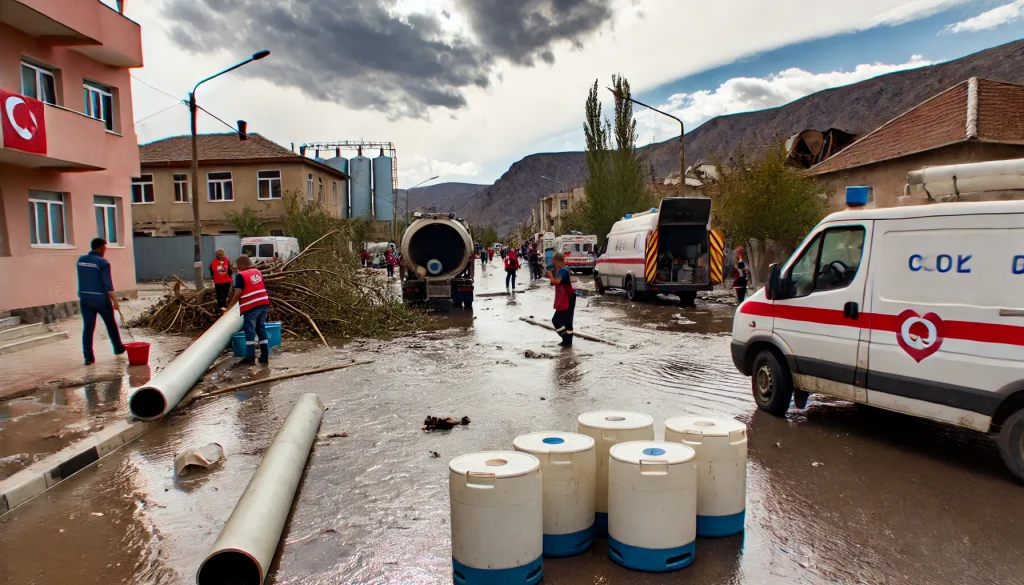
[
  {"x1": 195, "y1": 104, "x2": 240, "y2": 134},
  {"x1": 130, "y1": 74, "x2": 182, "y2": 103},
  {"x1": 134, "y1": 101, "x2": 184, "y2": 125}
]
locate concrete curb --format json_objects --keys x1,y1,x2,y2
[{"x1": 0, "y1": 418, "x2": 155, "y2": 516}]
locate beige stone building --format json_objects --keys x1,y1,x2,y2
[
  {"x1": 134, "y1": 133, "x2": 349, "y2": 236},
  {"x1": 808, "y1": 78, "x2": 1024, "y2": 207},
  {"x1": 535, "y1": 187, "x2": 585, "y2": 233}
]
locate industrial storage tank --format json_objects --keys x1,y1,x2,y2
[
  {"x1": 349, "y1": 150, "x2": 372, "y2": 219},
  {"x1": 325, "y1": 156, "x2": 350, "y2": 217},
  {"x1": 373, "y1": 150, "x2": 395, "y2": 222}
]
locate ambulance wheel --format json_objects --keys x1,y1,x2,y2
[
  {"x1": 464, "y1": 301, "x2": 473, "y2": 310},
  {"x1": 998, "y1": 408, "x2": 1024, "y2": 483},
  {"x1": 625, "y1": 276, "x2": 643, "y2": 302},
  {"x1": 594, "y1": 272, "x2": 605, "y2": 295},
  {"x1": 752, "y1": 350, "x2": 793, "y2": 417}
]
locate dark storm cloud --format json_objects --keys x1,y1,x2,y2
[
  {"x1": 161, "y1": 0, "x2": 617, "y2": 117},
  {"x1": 454, "y1": 0, "x2": 614, "y2": 66}
]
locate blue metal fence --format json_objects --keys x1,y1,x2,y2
[{"x1": 133, "y1": 235, "x2": 241, "y2": 282}]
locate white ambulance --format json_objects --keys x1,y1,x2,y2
[
  {"x1": 595, "y1": 197, "x2": 723, "y2": 306},
  {"x1": 730, "y1": 160, "x2": 1024, "y2": 481},
  {"x1": 552, "y1": 233, "x2": 598, "y2": 273}
]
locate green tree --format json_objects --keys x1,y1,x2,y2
[
  {"x1": 570, "y1": 76, "x2": 656, "y2": 244},
  {"x1": 708, "y1": 142, "x2": 831, "y2": 280},
  {"x1": 470, "y1": 224, "x2": 499, "y2": 247},
  {"x1": 282, "y1": 190, "x2": 337, "y2": 249},
  {"x1": 224, "y1": 204, "x2": 266, "y2": 237}
]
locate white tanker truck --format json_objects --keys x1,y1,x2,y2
[{"x1": 400, "y1": 213, "x2": 475, "y2": 310}]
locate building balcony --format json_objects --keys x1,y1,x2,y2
[
  {"x1": 0, "y1": 0, "x2": 142, "y2": 67},
  {"x1": 0, "y1": 103, "x2": 117, "y2": 171}
]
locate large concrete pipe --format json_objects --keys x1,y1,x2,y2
[
  {"x1": 197, "y1": 392, "x2": 325, "y2": 585},
  {"x1": 129, "y1": 306, "x2": 243, "y2": 420},
  {"x1": 400, "y1": 216, "x2": 473, "y2": 279}
]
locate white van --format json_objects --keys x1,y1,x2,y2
[
  {"x1": 595, "y1": 197, "x2": 723, "y2": 306},
  {"x1": 731, "y1": 182, "x2": 1024, "y2": 480},
  {"x1": 552, "y1": 233, "x2": 598, "y2": 273},
  {"x1": 241, "y1": 236, "x2": 300, "y2": 263}
]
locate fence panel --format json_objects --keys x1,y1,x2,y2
[{"x1": 133, "y1": 235, "x2": 241, "y2": 281}]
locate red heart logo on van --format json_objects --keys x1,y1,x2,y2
[{"x1": 895, "y1": 310, "x2": 944, "y2": 362}]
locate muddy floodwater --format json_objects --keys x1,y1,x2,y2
[{"x1": 2, "y1": 265, "x2": 1022, "y2": 585}]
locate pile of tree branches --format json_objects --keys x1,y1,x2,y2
[{"x1": 132, "y1": 231, "x2": 430, "y2": 344}]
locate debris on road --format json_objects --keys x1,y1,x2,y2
[
  {"x1": 518, "y1": 316, "x2": 619, "y2": 345},
  {"x1": 90, "y1": 512, "x2": 104, "y2": 517},
  {"x1": 195, "y1": 362, "x2": 374, "y2": 400},
  {"x1": 524, "y1": 350, "x2": 557, "y2": 359},
  {"x1": 321, "y1": 432, "x2": 349, "y2": 439},
  {"x1": 429, "y1": 451, "x2": 440, "y2": 458},
  {"x1": 812, "y1": 461, "x2": 824, "y2": 467},
  {"x1": 174, "y1": 442, "x2": 225, "y2": 476},
  {"x1": 422, "y1": 416, "x2": 471, "y2": 431}
]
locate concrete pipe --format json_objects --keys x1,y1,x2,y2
[
  {"x1": 196, "y1": 392, "x2": 325, "y2": 585},
  {"x1": 129, "y1": 306, "x2": 243, "y2": 420},
  {"x1": 400, "y1": 216, "x2": 473, "y2": 280}
]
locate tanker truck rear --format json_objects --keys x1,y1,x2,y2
[{"x1": 400, "y1": 213, "x2": 476, "y2": 310}]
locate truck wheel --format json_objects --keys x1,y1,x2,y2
[
  {"x1": 998, "y1": 408, "x2": 1024, "y2": 482},
  {"x1": 751, "y1": 350, "x2": 793, "y2": 417},
  {"x1": 594, "y1": 272, "x2": 605, "y2": 295},
  {"x1": 626, "y1": 277, "x2": 642, "y2": 302}
]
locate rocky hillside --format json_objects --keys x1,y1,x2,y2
[
  {"x1": 460, "y1": 38, "x2": 1024, "y2": 234},
  {"x1": 398, "y1": 182, "x2": 488, "y2": 216}
]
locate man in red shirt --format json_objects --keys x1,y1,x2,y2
[
  {"x1": 226, "y1": 254, "x2": 271, "y2": 365},
  {"x1": 547, "y1": 252, "x2": 575, "y2": 347},
  {"x1": 210, "y1": 248, "x2": 233, "y2": 309}
]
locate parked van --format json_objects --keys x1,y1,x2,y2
[
  {"x1": 553, "y1": 233, "x2": 598, "y2": 273},
  {"x1": 240, "y1": 236, "x2": 300, "y2": 263},
  {"x1": 731, "y1": 181, "x2": 1024, "y2": 480},
  {"x1": 535, "y1": 231, "x2": 556, "y2": 270},
  {"x1": 595, "y1": 198, "x2": 724, "y2": 305}
]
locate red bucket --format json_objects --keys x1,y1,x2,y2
[{"x1": 124, "y1": 341, "x2": 151, "y2": 366}]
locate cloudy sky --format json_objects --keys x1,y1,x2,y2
[{"x1": 125, "y1": 0, "x2": 1024, "y2": 188}]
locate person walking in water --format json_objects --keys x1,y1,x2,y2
[
  {"x1": 210, "y1": 248, "x2": 233, "y2": 309},
  {"x1": 76, "y1": 238, "x2": 125, "y2": 365},
  {"x1": 385, "y1": 249, "x2": 398, "y2": 278},
  {"x1": 226, "y1": 254, "x2": 271, "y2": 365},
  {"x1": 547, "y1": 251, "x2": 575, "y2": 347},
  {"x1": 504, "y1": 247, "x2": 520, "y2": 294},
  {"x1": 733, "y1": 260, "x2": 751, "y2": 303}
]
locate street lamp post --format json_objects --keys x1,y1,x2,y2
[
  {"x1": 188, "y1": 50, "x2": 270, "y2": 291},
  {"x1": 405, "y1": 176, "x2": 439, "y2": 225},
  {"x1": 609, "y1": 88, "x2": 685, "y2": 197}
]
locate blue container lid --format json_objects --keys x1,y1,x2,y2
[{"x1": 845, "y1": 186, "x2": 871, "y2": 207}]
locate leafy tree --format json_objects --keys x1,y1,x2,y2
[
  {"x1": 469, "y1": 224, "x2": 498, "y2": 248},
  {"x1": 282, "y1": 190, "x2": 337, "y2": 249},
  {"x1": 708, "y1": 143, "x2": 831, "y2": 280},
  {"x1": 224, "y1": 204, "x2": 266, "y2": 238},
  {"x1": 569, "y1": 76, "x2": 656, "y2": 244}
]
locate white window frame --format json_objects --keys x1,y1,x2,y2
[
  {"x1": 332, "y1": 181, "x2": 338, "y2": 206},
  {"x1": 131, "y1": 174, "x2": 155, "y2": 204},
  {"x1": 83, "y1": 82, "x2": 114, "y2": 131},
  {"x1": 257, "y1": 169, "x2": 282, "y2": 200},
  {"x1": 307, "y1": 173, "x2": 314, "y2": 201},
  {"x1": 207, "y1": 171, "x2": 234, "y2": 202},
  {"x1": 93, "y1": 195, "x2": 121, "y2": 246},
  {"x1": 28, "y1": 190, "x2": 68, "y2": 247},
  {"x1": 20, "y1": 61, "x2": 57, "y2": 105},
  {"x1": 173, "y1": 173, "x2": 190, "y2": 203},
  {"x1": 318, "y1": 177, "x2": 324, "y2": 203}
]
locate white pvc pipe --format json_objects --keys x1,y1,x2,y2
[
  {"x1": 196, "y1": 393, "x2": 325, "y2": 585},
  {"x1": 907, "y1": 158, "x2": 1024, "y2": 197},
  {"x1": 129, "y1": 305, "x2": 243, "y2": 420}
]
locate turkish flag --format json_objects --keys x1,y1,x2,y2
[{"x1": 0, "y1": 90, "x2": 47, "y2": 155}]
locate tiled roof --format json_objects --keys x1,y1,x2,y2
[
  {"x1": 809, "y1": 78, "x2": 1024, "y2": 175},
  {"x1": 139, "y1": 133, "x2": 349, "y2": 178}
]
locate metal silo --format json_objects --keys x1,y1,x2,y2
[
  {"x1": 326, "y1": 156, "x2": 350, "y2": 217},
  {"x1": 373, "y1": 149, "x2": 395, "y2": 222},
  {"x1": 349, "y1": 149, "x2": 372, "y2": 220}
]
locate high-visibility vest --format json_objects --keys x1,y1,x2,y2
[{"x1": 238, "y1": 268, "x2": 270, "y2": 312}]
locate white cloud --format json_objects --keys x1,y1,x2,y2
[
  {"x1": 634, "y1": 55, "x2": 933, "y2": 141},
  {"x1": 870, "y1": 0, "x2": 970, "y2": 26},
  {"x1": 945, "y1": 0, "x2": 1024, "y2": 32},
  {"x1": 406, "y1": 155, "x2": 481, "y2": 185}
]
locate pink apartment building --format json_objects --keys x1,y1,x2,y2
[{"x1": 0, "y1": 0, "x2": 142, "y2": 321}]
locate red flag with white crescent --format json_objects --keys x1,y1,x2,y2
[{"x1": 0, "y1": 89, "x2": 47, "y2": 155}]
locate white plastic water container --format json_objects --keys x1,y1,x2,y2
[
  {"x1": 664, "y1": 416, "x2": 747, "y2": 537},
  {"x1": 449, "y1": 451, "x2": 543, "y2": 585},
  {"x1": 607, "y1": 441, "x2": 697, "y2": 572},
  {"x1": 513, "y1": 431, "x2": 597, "y2": 557},
  {"x1": 577, "y1": 411, "x2": 654, "y2": 535}
]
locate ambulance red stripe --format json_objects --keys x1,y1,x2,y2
[{"x1": 739, "y1": 301, "x2": 1024, "y2": 347}]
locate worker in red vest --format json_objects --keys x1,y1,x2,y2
[
  {"x1": 210, "y1": 248, "x2": 233, "y2": 309},
  {"x1": 546, "y1": 251, "x2": 575, "y2": 346},
  {"x1": 225, "y1": 254, "x2": 271, "y2": 365}
]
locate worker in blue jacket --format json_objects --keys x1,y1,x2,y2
[{"x1": 77, "y1": 238, "x2": 125, "y2": 365}]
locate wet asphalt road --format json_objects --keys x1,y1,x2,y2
[{"x1": 1, "y1": 263, "x2": 1023, "y2": 585}]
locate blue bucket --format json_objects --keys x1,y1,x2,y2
[
  {"x1": 265, "y1": 322, "x2": 282, "y2": 349},
  {"x1": 230, "y1": 332, "x2": 247, "y2": 357}
]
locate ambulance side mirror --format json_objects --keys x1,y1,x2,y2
[{"x1": 766, "y1": 263, "x2": 782, "y2": 300}]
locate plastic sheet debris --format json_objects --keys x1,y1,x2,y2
[{"x1": 174, "y1": 442, "x2": 225, "y2": 476}]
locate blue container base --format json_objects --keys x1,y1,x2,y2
[
  {"x1": 608, "y1": 538, "x2": 695, "y2": 573},
  {"x1": 452, "y1": 556, "x2": 542, "y2": 585},
  {"x1": 543, "y1": 525, "x2": 594, "y2": 557},
  {"x1": 593, "y1": 512, "x2": 608, "y2": 536},
  {"x1": 697, "y1": 510, "x2": 745, "y2": 537}
]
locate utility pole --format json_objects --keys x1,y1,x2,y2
[
  {"x1": 609, "y1": 89, "x2": 685, "y2": 197},
  {"x1": 187, "y1": 50, "x2": 270, "y2": 291}
]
